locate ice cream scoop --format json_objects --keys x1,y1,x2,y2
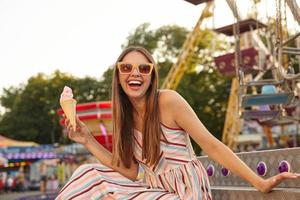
[
  {"x1": 60, "y1": 86, "x2": 77, "y2": 131},
  {"x1": 60, "y1": 86, "x2": 74, "y2": 101}
]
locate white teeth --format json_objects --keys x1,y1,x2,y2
[{"x1": 128, "y1": 80, "x2": 142, "y2": 85}]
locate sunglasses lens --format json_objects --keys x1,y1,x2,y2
[
  {"x1": 119, "y1": 63, "x2": 133, "y2": 73},
  {"x1": 138, "y1": 64, "x2": 152, "y2": 74}
]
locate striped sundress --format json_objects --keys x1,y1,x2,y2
[{"x1": 56, "y1": 124, "x2": 212, "y2": 200}]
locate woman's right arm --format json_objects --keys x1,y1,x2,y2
[
  {"x1": 85, "y1": 135, "x2": 139, "y2": 181},
  {"x1": 65, "y1": 117, "x2": 139, "y2": 181}
]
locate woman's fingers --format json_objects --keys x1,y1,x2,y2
[
  {"x1": 268, "y1": 172, "x2": 300, "y2": 189},
  {"x1": 68, "y1": 129, "x2": 75, "y2": 139},
  {"x1": 66, "y1": 124, "x2": 73, "y2": 134},
  {"x1": 75, "y1": 115, "x2": 85, "y2": 127},
  {"x1": 66, "y1": 122, "x2": 73, "y2": 132},
  {"x1": 279, "y1": 172, "x2": 300, "y2": 180},
  {"x1": 65, "y1": 118, "x2": 77, "y2": 132},
  {"x1": 68, "y1": 123, "x2": 83, "y2": 137},
  {"x1": 64, "y1": 116, "x2": 87, "y2": 141},
  {"x1": 64, "y1": 118, "x2": 70, "y2": 126},
  {"x1": 261, "y1": 172, "x2": 300, "y2": 193}
]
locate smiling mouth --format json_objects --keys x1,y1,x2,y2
[{"x1": 128, "y1": 80, "x2": 143, "y2": 87}]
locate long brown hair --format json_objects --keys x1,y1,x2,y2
[{"x1": 111, "y1": 46, "x2": 162, "y2": 168}]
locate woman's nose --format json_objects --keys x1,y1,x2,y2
[{"x1": 131, "y1": 67, "x2": 140, "y2": 76}]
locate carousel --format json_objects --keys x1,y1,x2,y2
[{"x1": 57, "y1": 101, "x2": 113, "y2": 152}]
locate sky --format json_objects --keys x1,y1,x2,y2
[{"x1": 0, "y1": 0, "x2": 299, "y2": 106}]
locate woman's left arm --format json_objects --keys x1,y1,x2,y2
[{"x1": 166, "y1": 90, "x2": 299, "y2": 193}]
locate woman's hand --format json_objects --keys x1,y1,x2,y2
[
  {"x1": 64, "y1": 115, "x2": 93, "y2": 146},
  {"x1": 257, "y1": 172, "x2": 300, "y2": 193}
]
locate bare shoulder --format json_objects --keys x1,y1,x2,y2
[
  {"x1": 158, "y1": 90, "x2": 184, "y2": 128},
  {"x1": 158, "y1": 89, "x2": 189, "y2": 116},
  {"x1": 158, "y1": 89, "x2": 183, "y2": 107},
  {"x1": 158, "y1": 89, "x2": 193, "y2": 116}
]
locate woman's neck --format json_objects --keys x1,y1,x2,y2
[{"x1": 130, "y1": 97, "x2": 146, "y2": 119}]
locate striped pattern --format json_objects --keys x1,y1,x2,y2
[{"x1": 56, "y1": 124, "x2": 212, "y2": 199}]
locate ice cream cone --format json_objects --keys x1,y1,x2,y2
[{"x1": 60, "y1": 99, "x2": 77, "y2": 131}]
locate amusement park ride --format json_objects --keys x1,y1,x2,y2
[
  {"x1": 162, "y1": 0, "x2": 300, "y2": 151},
  {"x1": 182, "y1": 0, "x2": 300, "y2": 198},
  {"x1": 58, "y1": 0, "x2": 300, "y2": 198},
  {"x1": 57, "y1": 101, "x2": 113, "y2": 151}
]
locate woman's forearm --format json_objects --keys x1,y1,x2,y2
[
  {"x1": 85, "y1": 136, "x2": 114, "y2": 166},
  {"x1": 207, "y1": 139, "x2": 264, "y2": 190},
  {"x1": 85, "y1": 136, "x2": 138, "y2": 181}
]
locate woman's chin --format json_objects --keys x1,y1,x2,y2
[
  {"x1": 125, "y1": 90, "x2": 147, "y2": 100},
  {"x1": 127, "y1": 93, "x2": 145, "y2": 100}
]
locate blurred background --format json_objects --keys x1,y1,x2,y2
[{"x1": 0, "y1": 0, "x2": 299, "y2": 199}]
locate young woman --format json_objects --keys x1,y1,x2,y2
[{"x1": 56, "y1": 46, "x2": 299, "y2": 200}]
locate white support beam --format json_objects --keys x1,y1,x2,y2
[
  {"x1": 224, "y1": 0, "x2": 241, "y2": 21},
  {"x1": 225, "y1": 0, "x2": 277, "y2": 81},
  {"x1": 225, "y1": 0, "x2": 269, "y2": 54},
  {"x1": 285, "y1": 0, "x2": 300, "y2": 26}
]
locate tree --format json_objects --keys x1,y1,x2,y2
[
  {"x1": 0, "y1": 70, "x2": 107, "y2": 144},
  {"x1": 0, "y1": 23, "x2": 231, "y2": 153}
]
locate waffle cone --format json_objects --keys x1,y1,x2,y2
[{"x1": 60, "y1": 99, "x2": 77, "y2": 131}]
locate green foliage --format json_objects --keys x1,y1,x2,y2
[
  {"x1": 122, "y1": 23, "x2": 158, "y2": 53},
  {"x1": 0, "y1": 23, "x2": 230, "y2": 153},
  {"x1": 0, "y1": 70, "x2": 108, "y2": 144}
]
